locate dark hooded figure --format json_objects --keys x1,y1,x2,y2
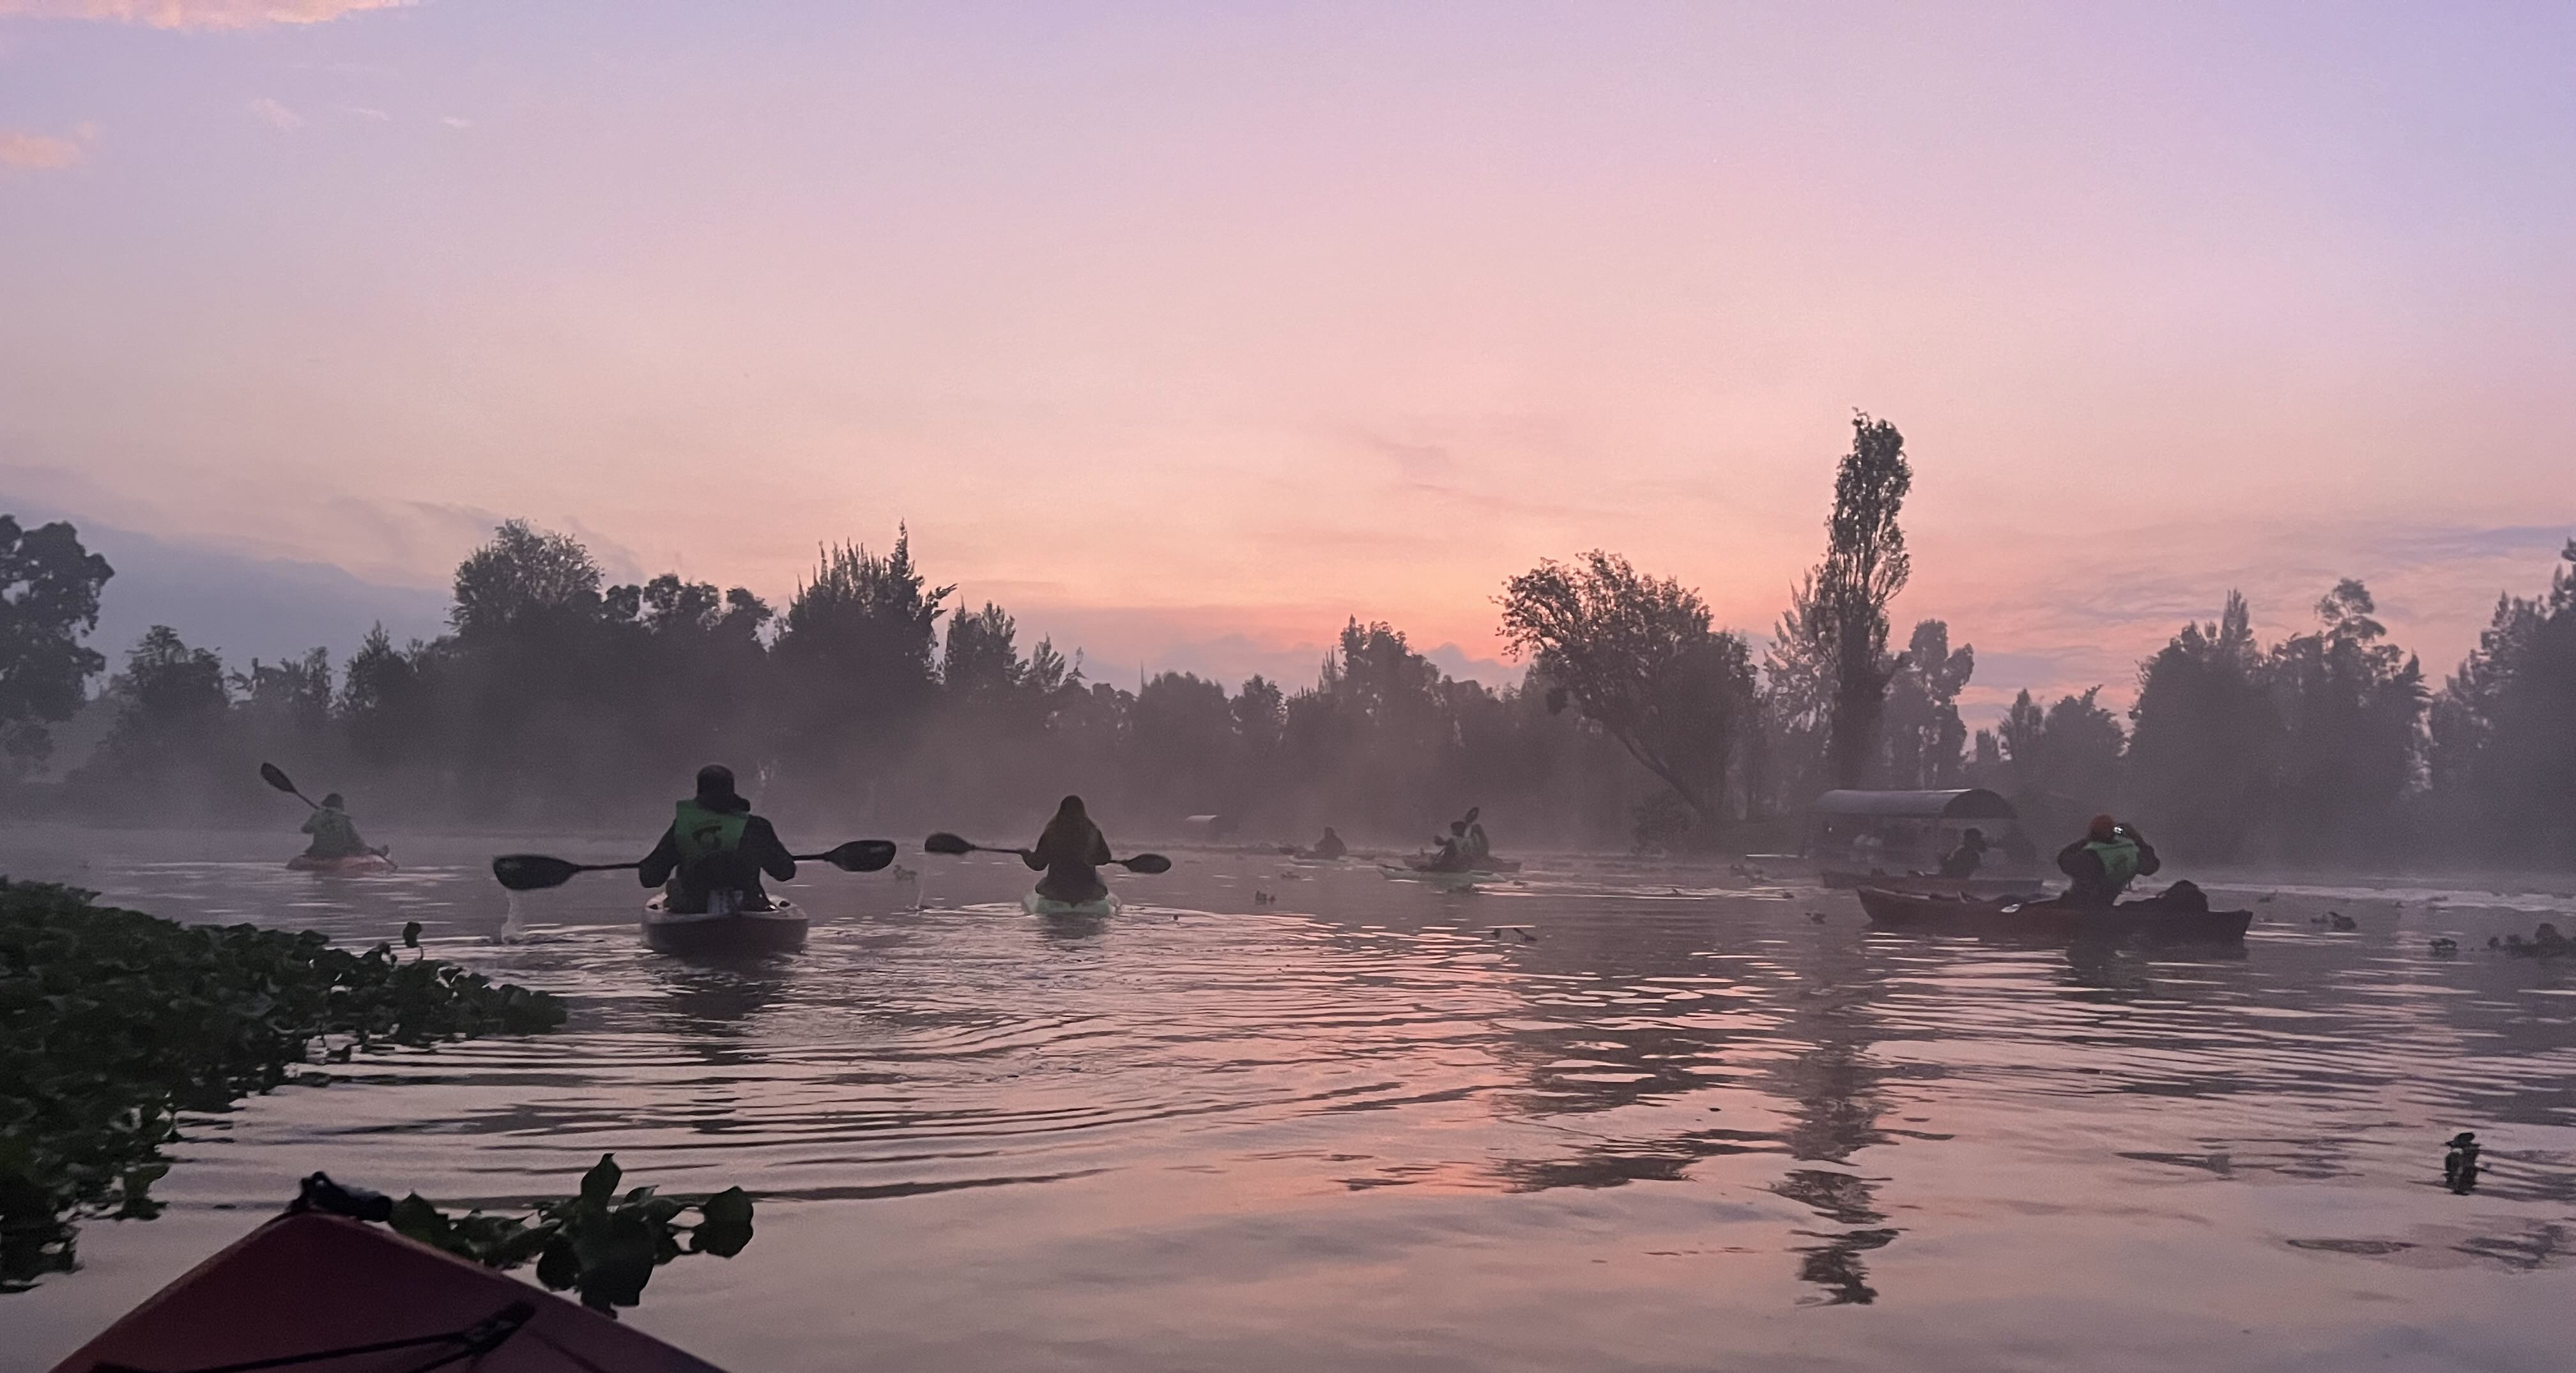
[
  {"x1": 301, "y1": 792, "x2": 373, "y2": 859},
  {"x1": 1937, "y1": 827, "x2": 1990, "y2": 878},
  {"x1": 640, "y1": 764, "x2": 795, "y2": 913},
  {"x1": 1027, "y1": 795, "x2": 1113, "y2": 903}
]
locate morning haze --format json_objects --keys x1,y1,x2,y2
[{"x1": 4, "y1": 4, "x2": 2574, "y2": 1372}]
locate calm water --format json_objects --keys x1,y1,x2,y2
[{"x1": 9, "y1": 827, "x2": 2576, "y2": 1372}]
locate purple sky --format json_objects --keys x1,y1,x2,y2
[{"x1": 4, "y1": 1, "x2": 2573, "y2": 715}]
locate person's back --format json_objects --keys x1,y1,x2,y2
[
  {"x1": 301, "y1": 795, "x2": 369, "y2": 859},
  {"x1": 1937, "y1": 829, "x2": 1988, "y2": 880},
  {"x1": 1029, "y1": 795, "x2": 1112, "y2": 902},
  {"x1": 641, "y1": 765, "x2": 795, "y2": 914},
  {"x1": 1312, "y1": 827, "x2": 1347, "y2": 860},
  {"x1": 1464, "y1": 822, "x2": 1491, "y2": 866},
  {"x1": 2057, "y1": 817, "x2": 2158, "y2": 907}
]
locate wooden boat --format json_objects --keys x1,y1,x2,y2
[
  {"x1": 47, "y1": 1211, "x2": 723, "y2": 1373},
  {"x1": 1856, "y1": 886, "x2": 2253, "y2": 941},
  {"x1": 286, "y1": 849, "x2": 397, "y2": 875},
  {"x1": 642, "y1": 893, "x2": 807, "y2": 956},
  {"x1": 1820, "y1": 868, "x2": 2034, "y2": 896}
]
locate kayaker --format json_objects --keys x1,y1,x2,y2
[
  {"x1": 1308, "y1": 827, "x2": 1347, "y2": 860},
  {"x1": 1027, "y1": 794, "x2": 1113, "y2": 903},
  {"x1": 300, "y1": 794, "x2": 375, "y2": 860},
  {"x1": 640, "y1": 764, "x2": 796, "y2": 913},
  {"x1": 1936, "y1": 827, "x2": 1990, "y2": 878},
  {"x1": 1461, "y1": 807, "x2": 1492, "y2": 866},
  {"x1": 1426, "y1": 822, "x2": 1473, "y2": 873},
  {"x1": 2056, "y1": 815, "x2": 2159, "y2": 907}
]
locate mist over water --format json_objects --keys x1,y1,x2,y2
[{"x1": 10, "y1": 827, "x2": 2575, "y2": 1372}]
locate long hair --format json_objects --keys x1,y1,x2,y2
[{"x1": 1041, "y1": 794, "x2": 1098, "y2": 850}]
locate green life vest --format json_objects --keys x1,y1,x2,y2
[
  {"x1": 2085, "y1": 836, "x2": 2141, "y2": 891},
  {"x1": 305, "y1": 808, "x2": 362, "y2": 856},
  {"x1": 673, "y1": 799, "x2": 749, "y2": 864}
]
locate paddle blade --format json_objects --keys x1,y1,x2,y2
[
  {"x1": 1119, "y1": 854, "x2": 1173, "y2": 875},
  {"x1": 260, "y1": 762, "x2": 300, "y2": 795},
  {"x1": 922, "y1": 832, "x2": 976, "y2": 856},
  {"x1": 821, "y1": 840, "x2": 899, "y2": 873},
  {"x1": 491, "y1": 854, "x2": 585, "y2": 891}
]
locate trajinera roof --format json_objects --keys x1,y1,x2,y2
[{"x1": 1810, "y1": 788, "x2": 2017, "y2": 820}]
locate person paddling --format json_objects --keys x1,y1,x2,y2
[
  {"x1": 640, "y1": 765, "x2": 796, "y2": 914},
  {"x1": 300, "y1": 793, "x2": 377, "y2": 860},
  {"x1": 1028, "y1": 795, "x2": 1113, "y2": 904},
  {"x1": 1460, "y1": 807, "x2": 1492, "y2": 867},
  {"x1": 1307, "y1": 826, "x2": 1347, "y2": 861},
  {"x1": 2057, "y1": 815, "x2": 2158, "y2": 908}
]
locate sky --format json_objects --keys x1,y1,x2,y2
[{"x1": 4, "y1": 1, "x2": 2573, "y2": 717}]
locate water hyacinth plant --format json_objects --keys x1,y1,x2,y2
[{"x1": 0, "y1": 879, "x2": 568, "y2": 1289}]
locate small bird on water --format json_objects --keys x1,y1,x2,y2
[
  {"x1": 2327, "y1": 912, "x2": 2358, "y2": 932},
  {"x1": 2428, "y1": 937, "x2": 2458, "y2": 956},
  {"x1": 2445, "y1": 1132, "x2": 2481, "y2": 1193}
]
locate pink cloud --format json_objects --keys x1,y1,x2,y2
[
  {"x1": 0, "y1": 0, "x2": 406, "y2": 28},
  {"x1": 0, "y1": 127, "x2": 87, "y2": 171}
]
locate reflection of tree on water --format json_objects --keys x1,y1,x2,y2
[
  {"x1": 1768, "y1": 933, "x2": 1896, "y2": 1305},
  {"x1": 1463, "y1": 900, "x2": 1903, "y2": 1305}
]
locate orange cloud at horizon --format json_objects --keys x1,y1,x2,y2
[{"x1": 0, "y1": 0, "x2": 402, "y2": 29}]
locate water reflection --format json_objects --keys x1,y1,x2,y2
[{"x1": 12, "y1": 832, "x2": 2576, "y2": 1373}]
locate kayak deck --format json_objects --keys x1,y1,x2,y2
[
  {"x1": 1857, "y1": 887, "x2": 2253, "y2": 941},
  {"x1": 1821, "y1": 870, "x2": 2040, "y2": 897},
  {"x1": 1025, "y1": 891, "x2": 1121, "y2": 916},
  {"x1": 642, "y1": 894, "x2": 808, "y2": 955},
  {"x1": 47, "y1": 1212, "x2": 723, "y2": 1373},
  {"x1": 287, "y1": 850, "x2": 397, "y2": 875}
]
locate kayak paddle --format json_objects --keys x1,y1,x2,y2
[
  {"x1": 261, "y1": 762, "x2": 321, "y2": 810},
  {"x1": 922, "y1": 831, "x2": 1173, "y2": 875},
  {"x1": 491, "y1": 840, "x2": 901, "y2": 892}
]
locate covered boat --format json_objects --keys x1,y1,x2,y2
[
  {"x1": 1857, "y1": 886, "x2": 2252, "y2": 942},
  {"x1": 642, "y1": 893, "x2": 807, "y2": 956},
  {"x1": 47, "y1": 1211, "x2": 723, "y2": 1373},
  {"x1": 1811, "y1": 788, "x2": 2031, "y2": 887}
]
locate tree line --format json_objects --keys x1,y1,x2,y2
[{"x1": 4, "y1": 419, "x2": 2573, "y2": 864}]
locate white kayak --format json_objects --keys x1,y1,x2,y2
[
  {"x1": 1023, "y1": 890, "x2": 1121, "y2": 917},
  {"x1": 642, "y1": 893, "x2": 808, "y2": 955}
]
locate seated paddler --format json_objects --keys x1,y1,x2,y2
[
  {"x1": 640, "y1": 764, "x2": 796, "y2": 914},
  {"x1": 2056, "y1": 815, "x2": 2159, "y2": 908},
  {"x1": 301, "y1": 792, "x2": 375, "y2": 859},
  {"x1": 1936, "y1": 827, "x2": 1990, "y2": 878},
  {"x1": 1027, "y1": 794, "x2": 1113, "y2": 903}
]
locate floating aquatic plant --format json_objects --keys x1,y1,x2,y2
[{"x1": 0, "y1": 879, "x2": 567, "y2": 1290}]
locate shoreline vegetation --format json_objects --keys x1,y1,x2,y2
[
  {"x1": 4, "y1": 415, "x2": 2573, "y2": 864},
  {"x1": 0, "y1": 878, "x2": 567, "y2": 1291}
]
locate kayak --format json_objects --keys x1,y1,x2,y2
[
  {"x1": 46, "y1": 1210, "x2": 724, "y2": 1373},
  {"x1": 1856, "y1": 886, "x2": 2253, "y2": 941},
  {"x1": 1025, "y1": 890, "x2": 1120, "y2": 916},
  {"x1": 1820, "y1": 869, "x2": 2030, "y2": 895},
  {"x1": 286, "y1": 850, "x2": 397, "y2": 875},
  {"x1": 1378, "y1": 863, "x2": 1514, "y2": 887},
  {"x1": 642, "y1": 894, "x2": 807, "y2": 956}
]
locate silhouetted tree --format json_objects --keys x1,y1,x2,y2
[
  {"x1": 0, "y1": 516, "x2": 115, "y2": 778},
  {"x1": 1882, "y1": 620, "x2": 1973, "y2": 788},
  {"x1": 2126, "y1": 592, "x2": 2276, "y2": 861},
  {"x1": 2427, "y1": 542, "x2": 2576, "y2": 860},
  {"x1": 1498, "y1": 551, "x2": 1757, "y2": 837},
  {"x1": 450, "y1": 519, "x2": 602, "y2": 640},
  {"x1": 2266, "y1": 579, "x2": 2424, "y2": 859},
  {"x1": 1799, "y1": 415, "x2": 1915, "y2": 790}
]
